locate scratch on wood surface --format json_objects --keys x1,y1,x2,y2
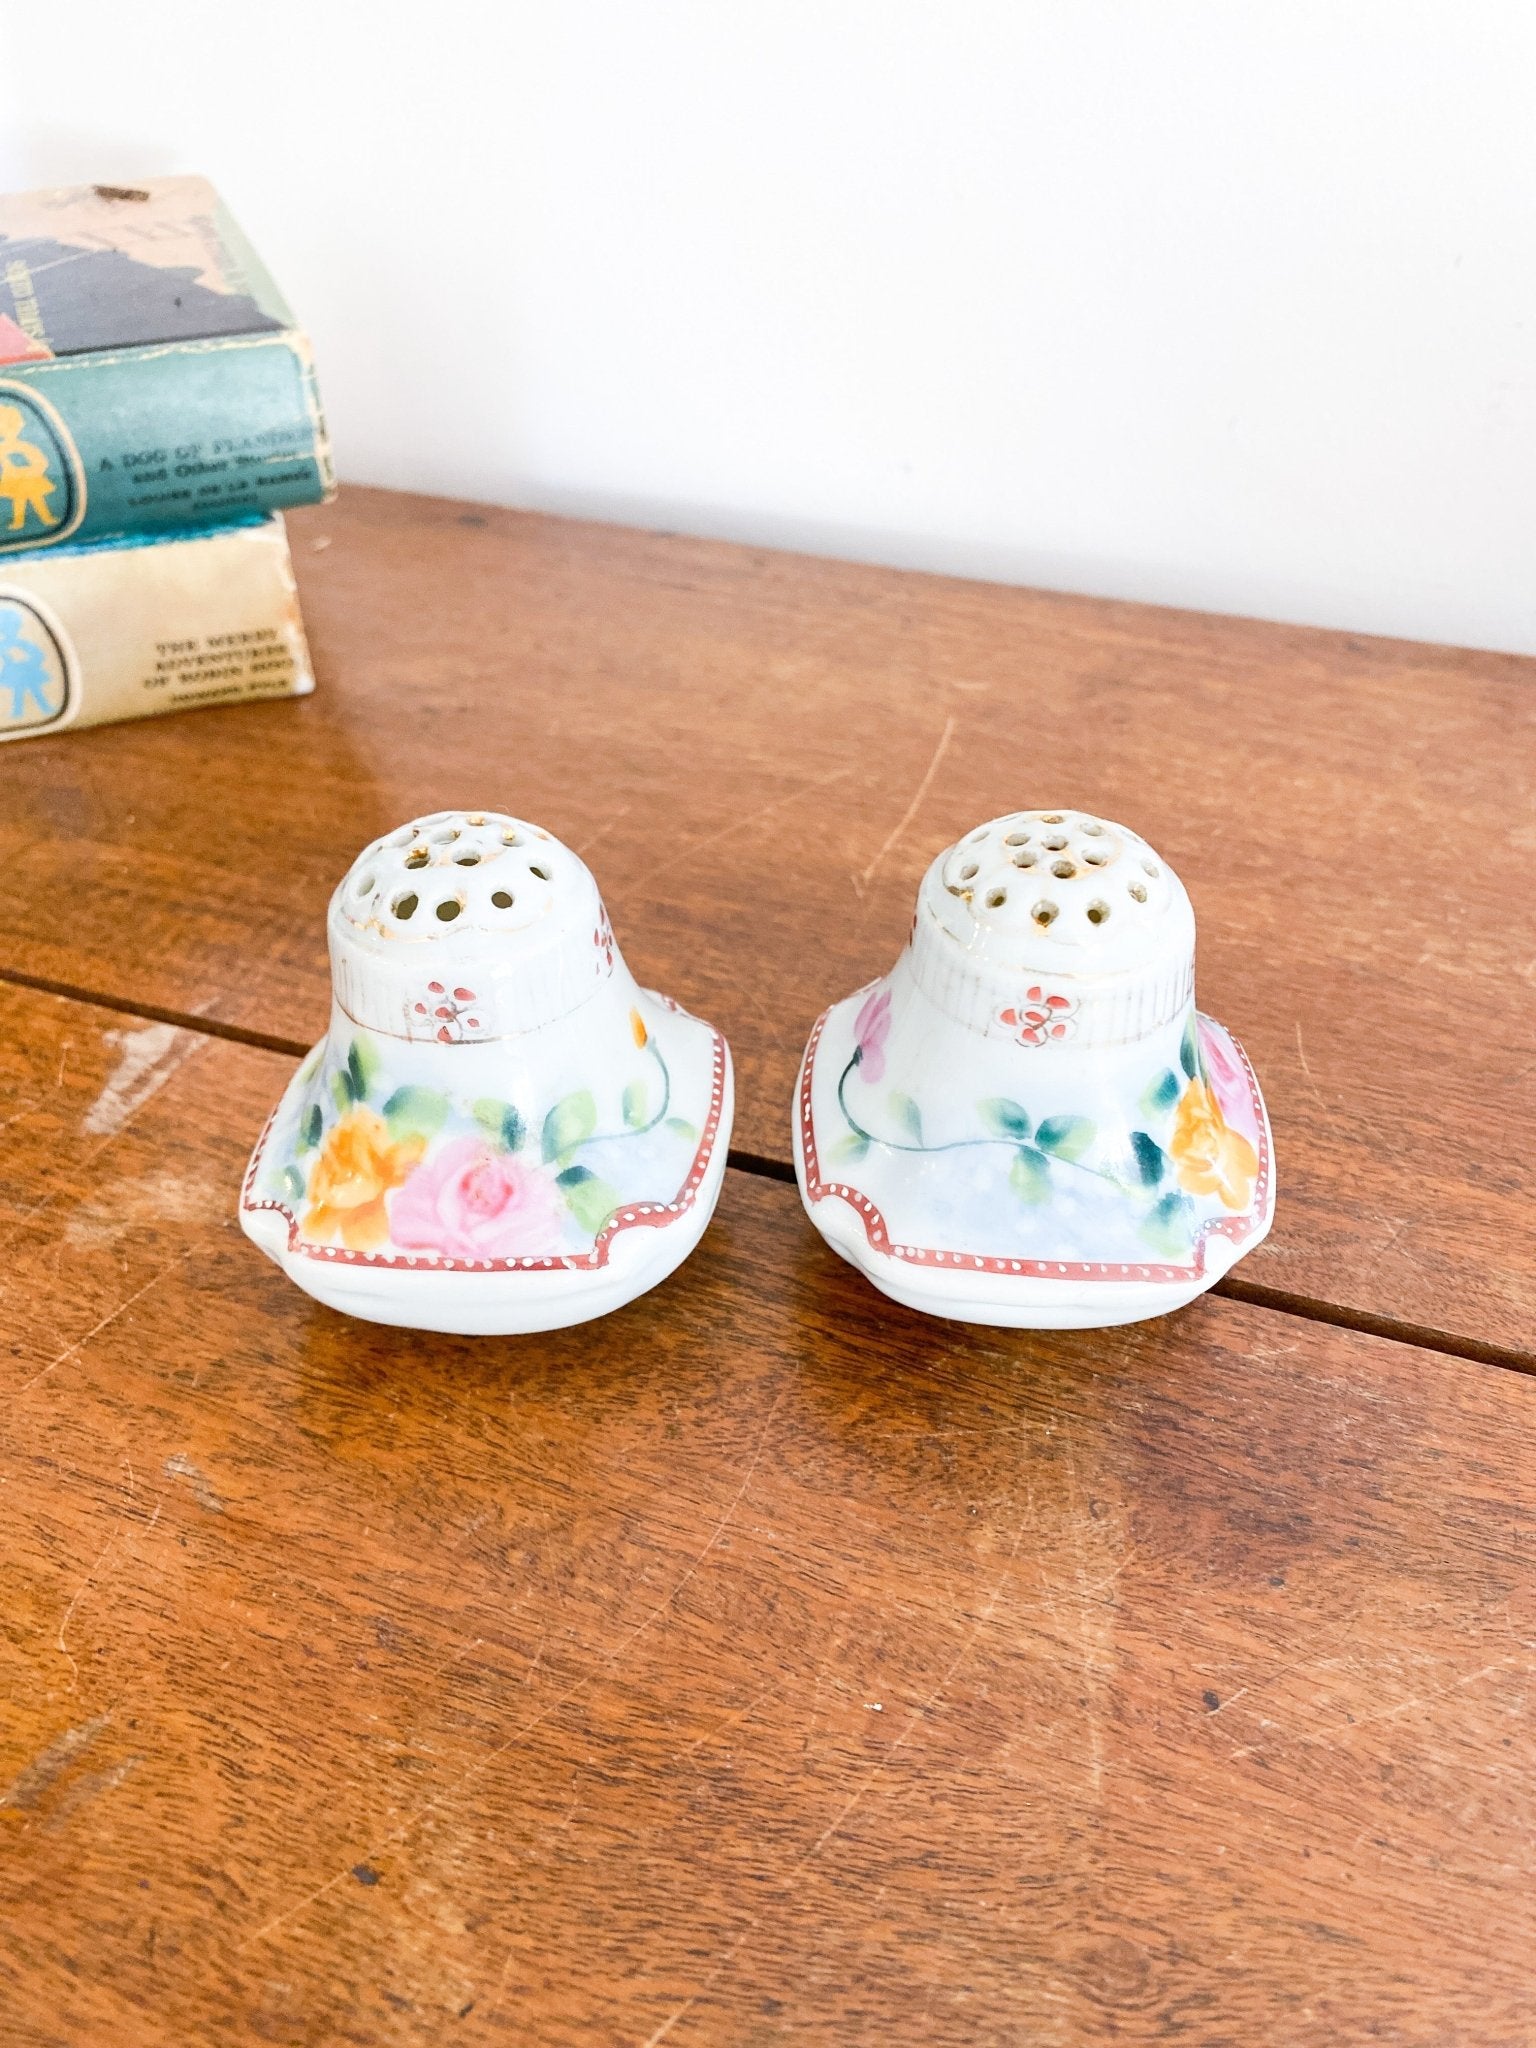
[
  {"x1": 164, "y1": 1452, "x2": 224, "y2": 1515},
  {"x1": 677, "y1": 1682, "x2": 778, "y2": 1762},
  {"x1": 46, "y1": 1752, "x2": 140, "y2": 1827},
  {"x1": 16, "y1": 1035, "x2": 208, "y2": 1238},
  {"x1": 82, "y1": 1023, "x2": 196, "y2": 1137},
  {"x1": 1294, "y1": 1021, "x2": 1328, "y2": 1114},
  {"x1": 55, "y1": 1533, "x2": 123, "y2": 1692},
  {"x1": 576, "y1": 802, "x2": 632, "y2": 859},
  {"x1": 639, "y1": 1514, "x2": 1024, "y2": 2048},
  {"x1": 240, "y1": 1392, "x2": 785, "y2": 1955},
  {"x1": 0, "y1": 1097, "x2": 41, "y2": 1135},
  {"x1": 17, "y1": 1250, "x2": 193, "y2": 1397},
  {"x1": 65, "y1": 1166, "x2": 221, "y2": 1250},
  {"x1": 1226, "y1": 1649, "x2": 1532, "y2": 1762},
  {"x1": 854, "y1": 713, "x2": 957, "y2": 895},
  {"x1": 0, "y1": 1714, "x2": 110, "y2": 1808},
  {"x1": 1061, "y1": 1441, "x2": 1116, "y2": 1802},
  {"x1": 1360, "y1": 1215, "x2": 1412, "y2": 1278},
  {"x1": 645, "y1": 767, "x2": 854, "y2": 885}
]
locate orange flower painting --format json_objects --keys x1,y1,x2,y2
[
  {"x1": 302, "y1": 1107, "x2": 426, "y2": 1252},
  {"x1": 1169, "y1": 1078, "x2": 1258, "y2": 1213}
]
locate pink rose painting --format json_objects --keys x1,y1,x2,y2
[
  {"x1": 853, "y1": 985, "x2": 893, "y2": 1083},
  {"x1": 1199, "y1": 1022, "x2": 1258, "y2": 1141},
  {"x1": 391, "y1": 1138, "x2": 567, "y2": 1261}
]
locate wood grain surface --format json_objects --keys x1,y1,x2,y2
[
  {"x1": 1, "y1": 491, "x2": 1531, "y2": 1360},
  {"x1": 3, "y1": 982, "x2": 1533, "y2": 2046}
]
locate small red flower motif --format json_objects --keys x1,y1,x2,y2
[
  {"x1": 417, "y1": 982, "x2": 484, "y2": 1043},
  {"x1": 998, "y1": 986, "x2": 1076, "y2": 1047}
]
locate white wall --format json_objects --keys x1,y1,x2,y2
[{"x1": 5, "y1": 0, "x2": 1533, "y2": 653}]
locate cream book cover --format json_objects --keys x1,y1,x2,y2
[{"x1": 0, "y1": 512, "x2": 313, "y2": 741}]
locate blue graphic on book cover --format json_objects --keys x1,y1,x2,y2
[{"x1": 0, "y1": 592, "x2": 73, "y2": 733}]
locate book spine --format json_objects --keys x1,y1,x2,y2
[
  {"x1": 0, "y1": 331, "x2": 334, "y2": 554},
  {"x1": 0, "y1": 513, "x2": 314, "y2": 741}
]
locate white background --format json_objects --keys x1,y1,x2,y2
[{"x1": 4, "y1": 1, "x2": 1533, "y2": 652}]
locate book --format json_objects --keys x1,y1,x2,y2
[
  {"x1": 0, "y1": 177, "x2": 333, "y2": 555},
  {"x1": 0, "y1": 512, "x2": 314, "y2": 741}
]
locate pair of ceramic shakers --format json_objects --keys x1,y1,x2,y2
[{"x1": 240, "y1": 807, "x2": 1275, "y2": 1336}]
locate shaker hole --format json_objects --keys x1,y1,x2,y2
[
  {"x1": 1129, "y1": 882, "x2": 1148, "y2": 903},
  {"x1": 1050, "y1": 858, "x2": 1076, "y2": 879},
  {"x1": 529, "y1": 863, "x2": 553, "y2": 882},
  {"x1": 1086, "y1": 900, "x2": 1111, "y2": 925},
  {"x1": 1083, "y1": 848, "x2": 1108, "y2": 866},
  {"x1": 502, "y1": 829, "x2": 521, "y2": 846},
  {"x1": 1032, "y1": 900, "x2": 1058, "y2": 928},
  {"x1": 392, "y1": 892, "x2": 418, "y2": 920},
  {"x1": 1081, "y1": 821, "x2": 1105, "y2": 836},
  {"x1": 1004, "y1": 830, "x2": 1031, "y2": 847},
  {"x1": 1142, "y1": 859, "x2": 1160, "y2": 876},
  {"x1": 1042, "y1": 834, "x2": 1068, "y2": 851},
  {"x1": 985, "y1": 887, "x2": 1008, "y2": 909},
  {"x1": 1041, "y1": 813, "x2": 1065, "y2": 824},
  {"x1": 455, "y1": 852, "x2": 481, "y2": 866},
  {"x1": 435, "y1": 898, "x2": 462, "y2": 922},
  {"x1": 404, "y1": 847, "x2": 429, "y2": 870},
  {"x1": 491, "y1": 889, "x2": 514, "y2": 909},
  {"x1": 1011, "y1": 849, "x2": 1037, "y2": 868},
  {"x1": 959, "y1": 861, "x2": 979, "y2": 881}
]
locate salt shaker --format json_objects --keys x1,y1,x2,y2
[
  {"x1": 241, "y1": 810, "x2": 732, "y2": 1333},
  {"x1": 794, "y1": 809, "x2": 1273, "y2": 1327}
]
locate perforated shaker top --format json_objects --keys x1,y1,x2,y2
[
  {"x1": 327, "y1": 810, "x2": 619, "y2": 1039},
  {"x1": 909, "y1": 809, "x2": 1196, "y2": 1046}
]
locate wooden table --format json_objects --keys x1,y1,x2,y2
[{"x1": 2, "y1": 491, "x2": 1532, "y2": 2045}]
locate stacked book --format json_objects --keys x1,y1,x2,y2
[{"x1": 0, "y1": 176, "x2": 331, "y2": 742}]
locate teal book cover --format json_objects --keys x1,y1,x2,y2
[{"x1": 0, "y1": 177, "x2": 333, "y2": 554}]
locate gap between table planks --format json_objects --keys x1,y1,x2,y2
[
  {"x1": 2, "y1": 981, "x2": 1535, "y2": 2046},
  {"x1": 0, "y1": 490, "x2": 1531, "y2": 1352}
]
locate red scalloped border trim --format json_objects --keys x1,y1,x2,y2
[
  {"x1": 797, "y1": 999, "x2": 1270, "y2": 1284},
  {"x1": 241, "y1": 1020, "x2": 728, "y2": 1275}
]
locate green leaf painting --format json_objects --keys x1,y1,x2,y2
[
  {"x1": 1129, "y1": 1131, "x2": 1167, "y2": 1185},
  {"x1": 623, "y1": 1080, "x2": 649, "y2": 1130},
  {"x1": 1140, "y1": 1068, "x2": 1181, "y2": 1118},
  {"x1": 889, "y1": 1091, "x2": 923, "y2": 1144},
  {"x1": 978, "y1": 1097, "x2": 1032, "y2": 1142},
  {"x1": 555, "y1": 1163, "x2": 619, "y2": 1236},
  {"x1": 331, "y1": 1069, "x2": 353, "y2": 1115},
  {"x1": 543, "y1": 1089, "x2": 597, "y2": 1163},
  {"x1": 348, "y1": 1035, "x2": 382, "y2": 1102},
  {"x1": 298, "y1": 1101, "x2": 323, "y2": 1152},
  {"x1": 831, "y1": 1132, "x2": 870, "y2": 1166},
  {"x1": 1036, "y1": 1115, "x2": 1096, "y2": 1162},
  {"x1": 281, "y1": 1164, "x2": 307, "y2": 1204},
  {"x1": 384, "y1": 1085, "x2": 451, "y2": 1142},
  {"x1": 1179, "y1": 1013, "x2": 1201, "y2": 1080},
  {"x1": 1141, "y1": 1191, "x2": 1195, "y2": 1257},
  {"x1": 665, "y1": 1116, "x2": 697, "y2": 1141},
  {"x1": 1009, "y1": 1146, "x2": 1052, "y2": 1204},
  {"x1": 473, "y1": 1097, "x2": 525, "y2": 1152}
]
